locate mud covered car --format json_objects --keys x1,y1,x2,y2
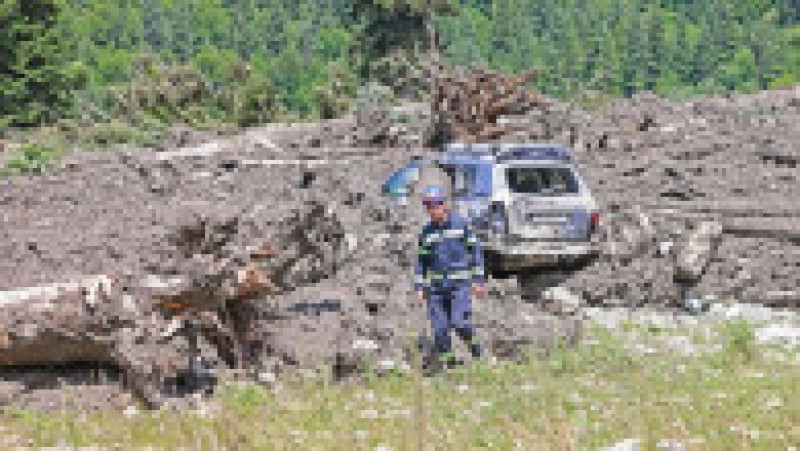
[{"x1": 383, "y1": 143, "x2": 601, "y2": 272}]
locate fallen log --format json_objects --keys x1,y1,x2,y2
[
  {"x1": 0, "y1": 276, "x2": 116, "y2": 366},
  {"x1": 0, "y1": 200, "x2": 349, "y2": 408},
  {"x1": 722, "y1": 217, "x2": 800, "y2": 242}
]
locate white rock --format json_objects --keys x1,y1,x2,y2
[
  {"x1": 675, "y1": 221, "x2": 722, "y2": 281},
  {"x1": 656, "y1": 439, "x2": 686, "y2": 450},
  {"x1": 352, "y1": 339, "x2": 379, "y2": 351},
  {"x1": 258, "y1": 372, "x2": 276, "y2": 383},
  {"x1": 682, "y1": 296, "x2": 706, "y2": 314},
  {"x1": 755, "y1": 325, "x2": 800, "y2": 349},
  {"x1": 123, "y1": 405, "x2": 138, "y2": 418},
  {"x1": 542, "y1": 286, "x2": 583, "y2": 315},
  {"x1": 605, "y1": 438, "x2": 641, "y2": 451}
]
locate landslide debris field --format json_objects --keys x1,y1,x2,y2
[{"x1": 1, "y1": 87, "x2": 798, "y2": 410}]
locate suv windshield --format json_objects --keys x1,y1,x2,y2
[{"x1": 506, "y1": 166, "x2": 579, "y2": 195}]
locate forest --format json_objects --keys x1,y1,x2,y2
[{"x1": 2, "y1": 0, "x2": 798, "y2": 130}]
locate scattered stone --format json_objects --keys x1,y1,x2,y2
[
  {"x1": 2, "y1": 85, "x2": 798, "y2": 410},
  {"x1": 541, "y1": 286, "x2": 583, "y2": 315},
  {"x1": 656, "y1": 439, "x2": 686, "y2": 450},
  {"x1": 0, "y1": 380, "x2": 25, "y2": 405},
  {"x1": 605, "y1": 438, "x2": 641, "y2": 451},
  {"x1": 674, "y1": 220, "x2": 722, "y2": 282}
]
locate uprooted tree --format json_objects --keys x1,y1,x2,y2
[
  {"x1": 427, "y1": 64, "x2": 549, "y2": 146},
  {"x1": 355, "y1": 57, "x2": 553, "y2": 147},
  {"x1": 0, "y1": 200, "x2": 350, "y2": 408}
]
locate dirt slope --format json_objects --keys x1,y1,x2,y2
[{"x1": 0, "y1": 87, "x2": 797, "y2": 409}]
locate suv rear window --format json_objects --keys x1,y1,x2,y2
[{"x1": 505, "y1": 166, "x2": 579, "y2": 195}]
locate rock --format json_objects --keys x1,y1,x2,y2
[
  {"x1": 604, "y1": 438, "x2": 641, "y2": 451},
  {"x1": 541, "y1": 286, "x2": 583, "y2": 315},
  {"x1": 674, "y1": 220, "x2": 722, "y2": 281},
  {"x1": 257, "y1": 371, "x2": 276, "y2": 383},
  {"x1": 656, "y1": 439, "x2": 687, "y2": 450},
  {"x1": 657, "y1": 240, "x2": 674, "y2": 257},
  {"x1": 484, "y1": 307, "x2": 582, "y2": 360},
  {"x1": 680, "y1": 295, "x2": 708, "y2": 315},
  {"x1": 0, "y1": 380, "x2": 25, "y2": 405},
  {"x1": 597, "y1": 209, "x2": 655, "y2": 259}
]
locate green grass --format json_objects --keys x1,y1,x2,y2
[
  {"x1": 0, "y1": 142, "x2": 62, "y2": 176},
  {"x1": 2, "y1": 322, "x2": 798, "y2": 449}
]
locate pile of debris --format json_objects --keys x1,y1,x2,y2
[
  {"x1": 0, "y1": 142, "x2": 580, "y2": 410},
  {"x1": 429, "y1": 65, "x2": 547, "y2": 144},
  {"x1": 0, "y1": 199, "x2": 352, "y2": 408},
  {"x1": 2, "y1": 73, "x2": 796, "y2": 410},
  {"x1": 350, "y1": 63, "x2": 556, "y2": 148},
  {"x1": 345, "y1": 66, "x2": 798, "y2": 312},
  {"x1": 545, "y1": 88, "x2": 800, "y2": 310}
]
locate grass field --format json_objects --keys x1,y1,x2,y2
[{"x1": 2, "y1": 319, "x2": 797, "y2": 450}]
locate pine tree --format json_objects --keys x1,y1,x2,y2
[{"x1": 1, "y1": 0, "x2": 86, "y2": 128}]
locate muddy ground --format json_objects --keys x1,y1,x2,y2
[{"x1": 1, "y1": 87, "x2": 798, "y2": 410}]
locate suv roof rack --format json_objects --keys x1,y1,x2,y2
[
  {"x1": 441, "y1": 142, "x2": 571, "y2": 163},
  {"x1": 495, "y1": 144, "x2": 571, "y2": 163}
]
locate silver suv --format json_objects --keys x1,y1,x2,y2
[{"x1": 382, "y1": 143, "x2": 600, "y2": 271}]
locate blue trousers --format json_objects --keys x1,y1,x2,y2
[{"x1": 427, "y1": 282, "x2": 483, "y2": 359}]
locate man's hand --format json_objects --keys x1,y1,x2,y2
[
  {"x1": 472, "y1": 283, "x2": 487, "y2": 298},
  {"x1": 415, "y1": 290, "x2": 427, "y2": 307}
]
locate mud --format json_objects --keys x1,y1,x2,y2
[{"x1": 1, "y1": 87, "x2": 798, "y2": 410}]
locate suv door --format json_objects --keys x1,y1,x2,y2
[{"x1": 440, "y1": 162, "x2": 492, "y2": 221}]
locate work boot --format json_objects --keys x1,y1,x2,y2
[
  {"x1": 469, "y1": 342, "x2": 484, "y2": 360},
  {"x1": 445, "y1": 357, "x2": 465, "y2": 370},
  {"x1": 422, "y1": 354, "x2": 444, "y2": 377}
]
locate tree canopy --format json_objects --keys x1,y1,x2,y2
[{"x1": 1, "y1": 0, "x2": 797, "y2": 130}]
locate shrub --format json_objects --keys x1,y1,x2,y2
[
  {"x1": 315, "y1": 62, "x2": 357, "y2": 119},
  {"x1": 226, "y1": 74, "x2": 279, "y2": 127},
  {"x1": 1, "y1": 142, "x2": 59, "y2": 175}
]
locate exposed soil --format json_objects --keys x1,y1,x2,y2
[{"x1": 1, "y1": 87, "x2": 797, "y2": 410}]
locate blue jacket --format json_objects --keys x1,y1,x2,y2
[{"x1": 414, "y1": 212, "x2": 485, "y2": 292}]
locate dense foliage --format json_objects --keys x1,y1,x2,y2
[
  {"x1": 1, "y1": 0, "x2": 86, "y2": 129},
  {"x1": 437, "y1": 0, "x2": 799, "y2": 97},
  {"x1": 2, "y1": 0, "x2": 797, "y2": 130}
]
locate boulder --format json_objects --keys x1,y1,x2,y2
[
  {"x1": 674, "y1": 220, "x2": 722, "y2": 282},
  {"x1": 541, "y1": 286, "x2": 583, "y2": 316}
]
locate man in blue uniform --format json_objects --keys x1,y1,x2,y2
[{"x1": 415, "y1": 185, "x2": 486, "y2": 369}]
